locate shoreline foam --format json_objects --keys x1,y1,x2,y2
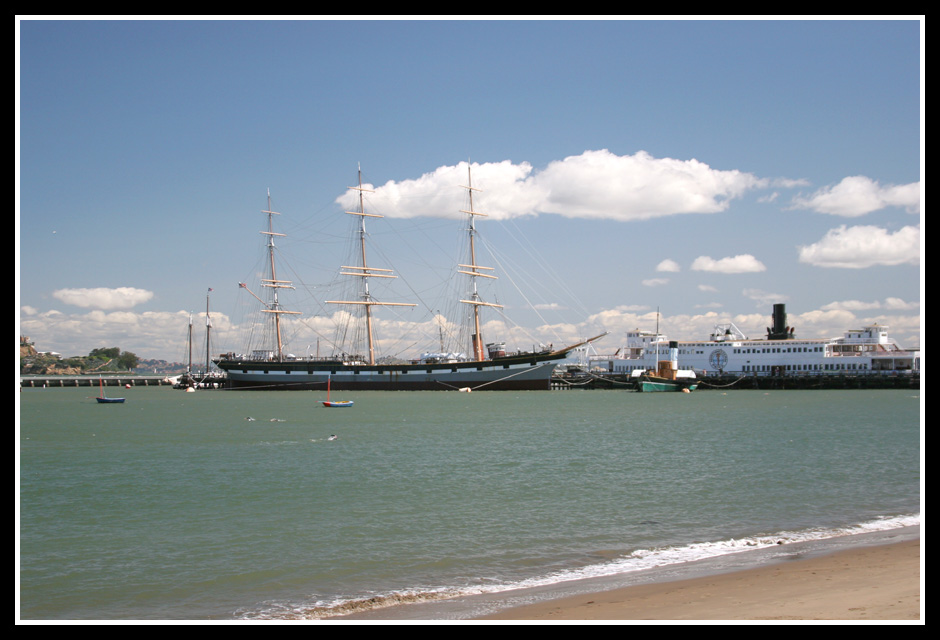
[
  {"x1": 331, "y1": 526, "x2": 920, "y2": 621},
  {"x1": 477, "y1": 537, "x2": 921, "y2": 621}
]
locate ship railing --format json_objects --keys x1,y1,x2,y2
[{"x1": 699, "y1": 368, "x2": 917, "y2": 378}]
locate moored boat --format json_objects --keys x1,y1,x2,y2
[
  {"x1": 95, "y1": 377, "x2": 125, "y2": 403},
  {"x1": 214, "y1": 168, "x2": 604, "y2": 391},
  {"x1": 597, "y1": 304, "x2": 919, "y2": 378},
  {"x1": 321, "y1": 377, "x2": 353, "y2": 407},
  {"x1": 633, "y1": 341, "x2": 698, "y2": 392}
]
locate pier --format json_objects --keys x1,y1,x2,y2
[
  {"x1": 21, "y1": 371, "x2": 919, "y2": 391},
  {"x1": 551, "y1": 371, "x2": 920, "y2": 391},
  {"x1": 21, "y1": 375, "x2": 177, "y2": 388}
]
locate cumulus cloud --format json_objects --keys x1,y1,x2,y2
[
  {"x1": 52, "y1": 287, "x2": 154, "y2": 310},
  {"x1": 821, "y1": 298, "x2": 920, "y2": 312},
  {"x1": 339, "y1": 160, "x2": 542, "y2": 220},
  {"x1": 797, "y1": 224, "x2": 920, "y2": 268},
  {"x1": 742, "y1": 288, "x2": 788, "y2": 307},
  {"x1": 585, "y1": 304, "x2": 920, "y2": 349},
  {"x1": 19, "y1": 308, "x2": 215, "y2": 360},
  {"x1": 339, "y1": 150, "x2": 765, "y2": 222},
  {"x1": 656, "y1": 259, "x2": 680, "y2": 272},
  {"x1": 690, "y1": 254, "x2": 766, "y2": 274},
  {"x1": 642, "y1": 278, "x2": 670, "y2": 287},
  {"x1": 791, "y1": 176, "x2": 921, "y2": 217}
]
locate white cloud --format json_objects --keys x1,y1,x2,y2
[
  {"x1": 642, "y1": 278, "x2": 670, "y2": 287},
  {"x1": 586, "y1": 305, "x2": 920, "y2": 351},
  {"x1": 340, "y1": 160, "x2": 542, "y2": 221},
  {"x1": 52, "y1": 287, "x2": 154, "y2": 310},
  {"x1": 340, "y1": 150, "x2": 765, "y2": 222},
  {"x1": 791, "y1": 176, "x2": 921, "y2": 217},
  {"x1": 532, "y1": 150, "x2": 763, "y2": 220},
  {"x1": 820, "y1": 299, "x2": 882, "y2": 312},
  {"x1": 883, "y1": 297, "x2": 920, "y2": 311},
  {"x1": 772, "y1": 178, "x2": 812, "y2": 189},
  {"x1": 690, "y1": 254, "x2": 766, "y2": 274},
  {"x1": 20, "y1": 308, "x2": 209, "y2": 360},
  {"x1": 656, "y1": 259, "x2": 680, "y2": 272},
  {"x1": 798, "y1": 224, "x2": 920, "y2": 268},
  {"x1": 742, "y1": 288, "x2": 788, "y2": 307},
  {"x1": 821, "y1": 298, "x2": 920, "y2": 312}
]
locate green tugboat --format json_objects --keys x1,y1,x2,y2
[{"x1": 634, "y1": 341, "x2": 698, "y2": 393}]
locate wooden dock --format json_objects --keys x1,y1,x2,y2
[
  {"x1": 21, "y1": 375, "x2": 176, "y2": 388},
  {"x1": 21, "y1": 372, "x2": 919, "y2": 391},
  {"x1": 551, "y1": 371, "x2": 919, "y2": 391}
]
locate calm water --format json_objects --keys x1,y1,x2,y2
[{"x1": 18, "y1": 386, "x2": 921, "y2": 620}]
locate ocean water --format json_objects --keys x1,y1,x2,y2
[{"x1": 18, "y1": 386, "x2": 921, "y2": 620}]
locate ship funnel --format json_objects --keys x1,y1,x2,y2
[
  {"x1": 766, "y1": 303, "x2": 793, "y2": 340},
  {"x1": 668, "y1": 340, "x2": 679, "y2": 366}
]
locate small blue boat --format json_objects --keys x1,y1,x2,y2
[
  {"x1": 95, "y1": 377, "x2": 125, "y2": 403},
  {"x1": 321, "y1": 377, "x2": 352, "y2": 407}
]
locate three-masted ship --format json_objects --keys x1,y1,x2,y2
[{"x1": 214, "y1": 167, "x2": 603, "y2": 391}]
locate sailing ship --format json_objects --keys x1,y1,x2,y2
[
  {"x1": 95, "y1": 376, "x2": 125, "y2": 403},
  {"x1": 321, "y1": 376, "x2": 353, "y2": 407},
  {"x1": 173, "y1": 290, "x2": 224, "y2": 389},
  {"x1": 214, "y1": 167, "x2": 604, "y2": 391}
]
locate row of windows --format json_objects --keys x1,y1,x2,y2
[
  {"x1": 612, "y1": 361, "x2": 869, "y2": 373},
  {"x1": 742, "y1": 363, "x2": 868, "y2": 372},
  {"x1": 670, "y1": 345, "x2": 825, "y2": 356},
  {"x1": 735, "y1": 346, "x2": 823, "y2": 354}
]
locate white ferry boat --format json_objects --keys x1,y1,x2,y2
[{"x1": 595, "y1": 304, "x2": 919, "y2": 377}]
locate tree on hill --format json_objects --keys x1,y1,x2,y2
[
  {"x1": 83, "y1": 347, "x2": 137, "y2": 370},
  {"x1": 21, "y1": 344, "x2": 142, "y2": 374},
  {"x1": 89, "y1": 347, "x2": 121, "y2": 359},
  {"x1": 117, "y1": 350, "x2": 139, "y2": 370}
]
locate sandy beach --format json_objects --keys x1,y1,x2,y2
[{"x1": 478, "y1": 539, "x2": 921, "y2": 621}]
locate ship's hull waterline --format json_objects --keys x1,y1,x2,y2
[{"x1": 217, "y1": 359, "x2": 561, "y2": 391}]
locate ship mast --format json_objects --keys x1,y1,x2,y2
[
  {"x1": 327, "y1": 166, "x2": 415, "y2": 365},
  {"x1": 187, "y1": 311, "x2": 193, "y2": 375},
  {"x1": 458, "y1": 165, "x2": 502, "y2": 361},
  {"x1": 259, "y1": 190, "x2": 300, "y2": 361},
  {"x1": 205, "y1": 289, "x2": 212, "y2": 374}
]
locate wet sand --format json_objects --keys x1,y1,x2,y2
[{"x1": 478, "y1": 538, "x2": 921, "y2": 621}]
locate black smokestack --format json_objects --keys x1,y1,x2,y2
[{"x1": 766, "y1": 303, "x2": 793, "y2": 340}]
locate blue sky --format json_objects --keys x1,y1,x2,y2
[{"x1": 17, "y1": 18, "x2": 922, "y2": 362}]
